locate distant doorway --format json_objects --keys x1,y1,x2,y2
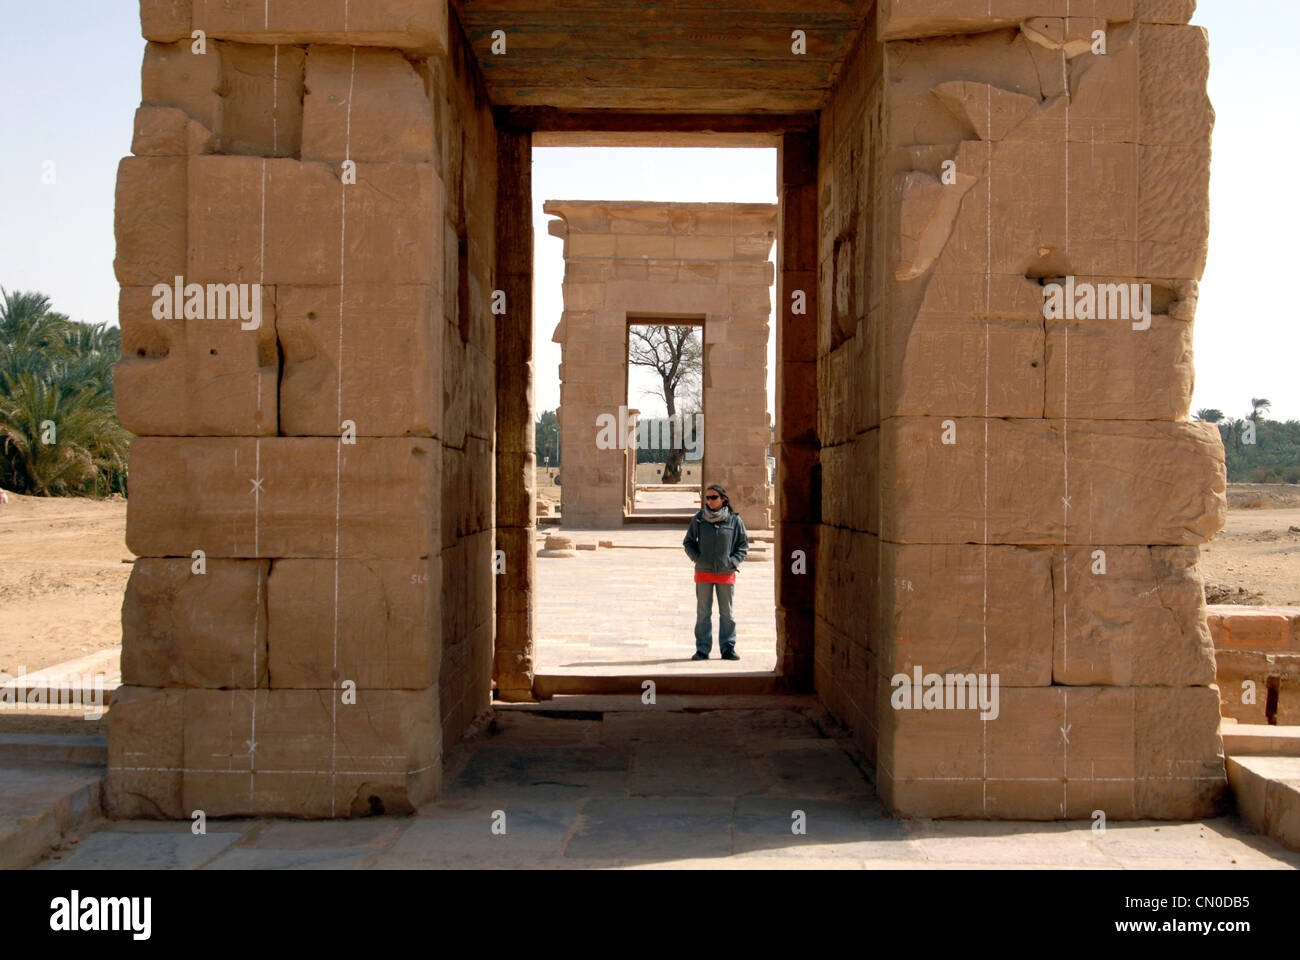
[{"x1": 625, "y1": 318, "x2": 704, "y2": 523}]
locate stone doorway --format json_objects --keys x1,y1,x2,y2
[
  {"x1": 623, "y1": 318, "x2": 706, "y2": 524},
  {"x1": 110, "y1": 2, "x2": 1225, "y2": 824},
  {"x1": 522, "y1": 161, "x2": 796, "y2": 696}
]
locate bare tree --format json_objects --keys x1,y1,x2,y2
[{"x1": 629, "y1": 324, "x2": 702, "y2": 483}]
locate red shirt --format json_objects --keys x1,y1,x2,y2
[{"x1": 695, "y1": 570, "x2": 736, "y2": 585}]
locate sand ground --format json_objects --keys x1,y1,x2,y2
[
  {"x1": 0, "y1": 493, "x2": 131, "y2": 674},
  {"x1": 1, "y1": 485, "x2": 1296, "y2": 675}
]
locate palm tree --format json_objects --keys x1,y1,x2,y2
[
  {"x1": 1250, "y1": 398, "x2": 1272, "y2": 423},
  {"x1": 0, "y1": 288, "x2": 130, "y2": 496},
  {"x1": 1194, "y1": 408, "x2": 1224, "y2": 423}
]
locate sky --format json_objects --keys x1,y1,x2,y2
[{"x1": 1, "y1": 2, "x2": 1294, "y2": 422}]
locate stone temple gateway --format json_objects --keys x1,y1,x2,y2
[
  {"x1": 111, "y1": 0, "x2": 1224, "y2": 820},
  {"x1": 546, "y1": 200, "x2": 777, "y2": 531}
]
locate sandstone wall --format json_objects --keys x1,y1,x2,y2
[
  {"x1": 815, "y1": 1, "x2": 1228, "y2": 818},
  {"x1": 110, "y1": 0, "x2": 495, "y2": 817}
]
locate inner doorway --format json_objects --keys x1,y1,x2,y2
[
  {"x1": 526, "y1": 145, "x2": 782, "y2": 693},
  {"x1": 625, "y1": 318, "x2": 705, "y2": 523}
]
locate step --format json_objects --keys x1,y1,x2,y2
[
  {"x1": 0, "y1": 734, "x2": 108, "y2": 766},
  {"x1": 1221, "y1": 723, "x2": 1300, "y2": 757},
  {"x1": 534, "y1": 673, "x2": 788, "y2": 697},
  {"x1": 497, "y1": 692, "x2": 820, "y2": 713},
  {"x1": 1227, "y1": 756, "x2": 1300, "y2": 853},
  {"x1": 0, "y1": 762, "x2": 105, "y2": 869}
]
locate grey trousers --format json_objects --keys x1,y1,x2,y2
[{"x1": 694, "y1": 581, "x2": 736, "y2": 656}]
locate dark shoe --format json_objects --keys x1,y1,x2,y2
[
  {"x1": 691, "y1": 652, "x2": 709, "y2": 661},
  {"x1": 721, "y1": 650, "x2": 739, "y2": 660}
]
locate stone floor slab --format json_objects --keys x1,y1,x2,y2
[{"x1": 38, "y1": 828, "x2": 242, "y2": 870}]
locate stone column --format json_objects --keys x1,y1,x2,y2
[
  {"x1": 494, "y1": 127, "x2": 537, "y2": 702},
  {"x1": 776, "y1": 130, "x2": 820, "y2": 692}
]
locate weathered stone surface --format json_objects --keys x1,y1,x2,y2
[
  {"x1": 140, "y1": 0, "x2": 192, "y2": 42},
  {"x1": 217, "y1": 42, "x2": 306, "y2": 157},
  {"x1": 189, "y1": 0, "x2": 449, "y2": 51},
  {"x1": 1052, "y1": 546, "x2": 1215, "y2": 686},
  {"x1": 1136, "y1": 0, "x2": 1196, "y2": 24},
  {"x1": 115, "y1": 285, "x2": 278, "y2": 436},
  {"x1": 181, "y1": 687, "x2": 439, "y2": 818},
  {"x1": 266, "y1": 559, "x2": 440, "y2": 690},
  {"x1": 277, "y1": 284, "x2": 440, "y2": 437},
  {"x1": 1214, "y1": 651, "x2": 1297, "y2": 725},
  {"x1": 820, "y1": 432, "x2": 877, "y2": 534},
  {"x1": 1139, "y1": 143, "x2": 1210, "y2": 278},
  {"x1": 878, "y1": 543, "x2": 1054, "y2": 686},
  {"x1": 878, "y1": 0, "x2": 1133, "y2": 41},
  {"x1": 121, "y1": 558, "x2": 269, "y2": 689},
  {"x1": 187, "y1": 156, "x2": 439, "y2": 286},
  {"x1": 105, "y1": 685, "x2": 184, "y2": 819},
  {"x1": 302, "y1": 46, "x2": 433, "y2": 163},
  {"x1": 1207, "y1": 605, "x2": 1300, "y2": 652},
  {"x1": 1044, "y1": 284, "x2": 1195, "y2": 420},
  {"x1": 114, "y1": 157, "x2": 186, "y2": 285},
  {"x1": 878, "y1": 685, "x2": 1224, "y2": 818},
  {"x1": 126, "y1": 437, "x2": 440, "y2": 559},
  {"x1": 1140, "y1": 23, "x2": 1212, "y2": 146},
  {"x1": 879, "y1": 418, "x2": 1226, "y2": 545},
  {"x1": 881, "y1": 274, "x2": 1045, "y2": 419},
  {"x1": 142, "y1": 40, "x2": 221, "y2": 133},
  {"x1": 132, "y1": 105, "x2": 215, "y2": 156}
]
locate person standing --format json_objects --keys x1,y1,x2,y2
[{"x1": 682, "y1": 483, "x2": 749, "y2": 660}]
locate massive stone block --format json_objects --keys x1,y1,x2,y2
[
  {"x1": 114, "y1": 157, "x2": 187, "y2": 285},
  {"x1": 141, "y1": 40, "x2": 221, "y2": 135},
  {"x1": 121, "y1": 558, "x2": 269, "y2": 689},
  {"x1": 104, "y1": 686, "x2": 185, "y2": 819},
  {"x1": 277, "y1": 284, "x2": 441, "y2": 437},
  {"x1": 302, "y1": 46, "x2": 434, "y2": 164},
  {"x1": 878, "y1": 1, "x2": 1134, "y2": 41},
  {"x1": 126, "y1": 437, "x2": 441, "y2": 559},
  {"x1": 181, "y1": 687, "x2": 439, "y2": 818},
  {"x1": 266, "y1": 558, "x2": 441, "y2": 691},
  {"x1": 878, "y1": 685, "x2": 1224, "y2": 819},
  {"x1": 115, "y1": 284, "x2": 278, "y2": 436},
  {"x1": 181, "y1": 0, "x2": 449, "y2": 51},
  {"x1": 132, "y1": 105, "x2": 216, "y2": 156},
  {"x1": 187, "y1": 156, "x2": 439, "y2": 286},
  {"x1": 879, "y1": 417, "x2": 1226, "y2": 545},
  {"x1": 1052, "y1": 546, "x2": 1216, "y2": 686},
  {"x1": 217, "y1": 42, "x2": 306, "y2": 157},
  {"x1": 878, "y1": 543, "x2": 1054, "y2": 686}
]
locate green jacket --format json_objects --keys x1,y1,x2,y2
[{"x1": 683, "y1": 508, "x2": 749, "y2": 575}]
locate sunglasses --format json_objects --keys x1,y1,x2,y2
[{"x1": 705, "y1": 494, "x2": 722, "y2": 501}]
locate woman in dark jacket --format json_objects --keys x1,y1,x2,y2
[{"x1": 682, "y1": 483, "x2": 749, "y2": 660}]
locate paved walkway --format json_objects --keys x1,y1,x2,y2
[
  {"x1": 33, "y1": 698, "x2": 1300, "y2": 869},
  {"x1": 534, "y1": 528, "x2": 777, "y2": 674}
]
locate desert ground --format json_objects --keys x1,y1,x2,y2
[{"x1": 1, "y1": 483, "x2": 1296, "y2": 677}]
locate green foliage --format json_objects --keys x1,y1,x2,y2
[
  {"x1": 0, "y1": 288, "x2": 129, "y2": 496},
  {"x1": 1194, "y1": 408, "x2": 1224, "y2": 423},
  {"x1": 535, "y1": 409, "x2": 560, "y2": 466},
  {"x1": 1213, "y1": 399, "x2": 1300, "y2": 484}
]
